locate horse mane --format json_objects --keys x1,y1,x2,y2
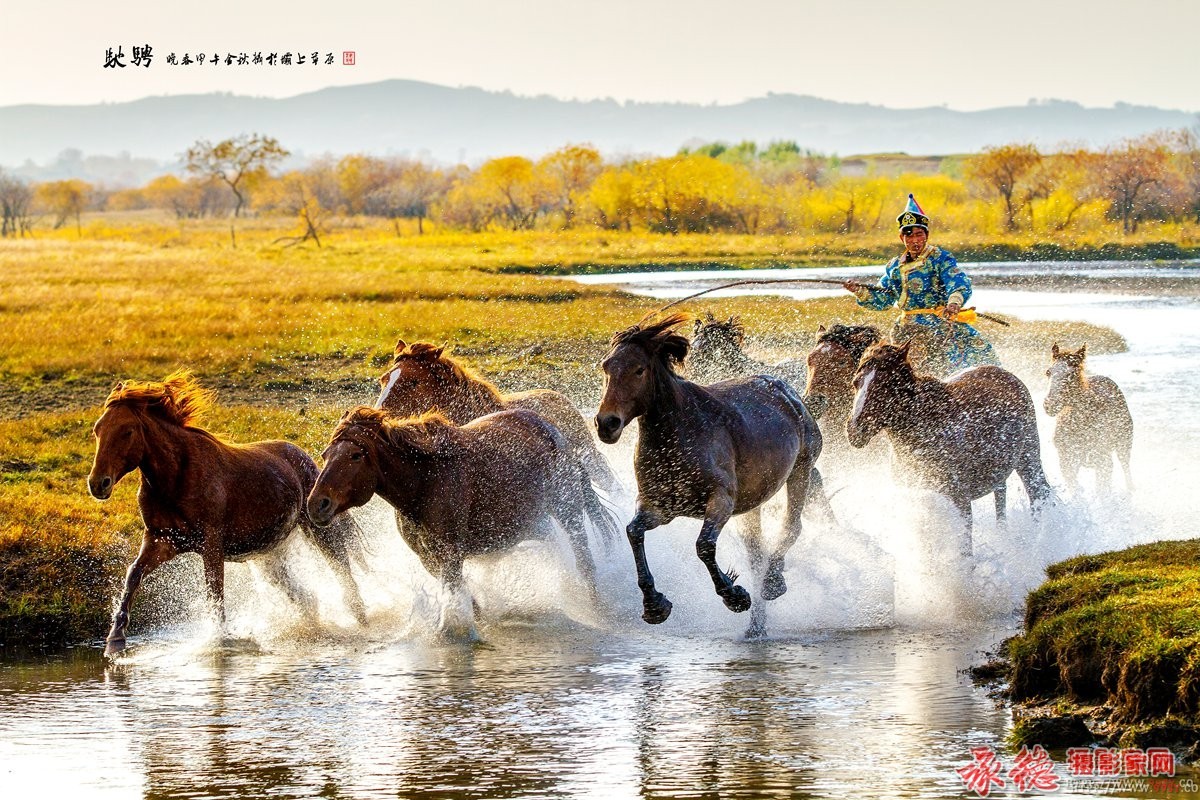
[
  {"x1": 611, "y1": 313, "x2": 692, "y2": 373},
  {"x1": 336, "y1": 406, "x2": 456, "y2": 457},
  {"x1": 818, "y1": 324, "x2": 884, "y2": 363},
  {"x1": 393, "y1": 341, "x2": 505, "y2": 407},
  {"x1": 104, "y1": 369, "x2": 215, "y2": 428}
]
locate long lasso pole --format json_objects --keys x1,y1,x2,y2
[{"x1": 637, "y1": 277, "x2": 1010, "y2": 326}]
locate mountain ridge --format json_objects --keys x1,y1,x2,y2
[{"x1": 3, "y1": 79, "x2": 1195, "y2": 185}]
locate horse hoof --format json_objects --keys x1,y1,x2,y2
[
  {"x1": 104, "y1": 638, "x2": 127, "y2": 658},
  {"x1": 762, "y1": 572, "x2": 788, "y2": 601},
  {"x1": 722, "y1": 586, "x2": 752, "y2": 613},
  {"x1": 642, "y1": 594, "x2": 673, "y2": 625}
]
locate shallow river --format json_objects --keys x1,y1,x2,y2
[{"x1": 3, "y1": 260, "x2": 1198, "y2": 799}]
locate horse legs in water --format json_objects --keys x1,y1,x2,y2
[
  {"x1": 993, "y1": 483, "x2": 1008, "y2": 531},
  {"x1": 304, "y1": 514, "x2": 369, "y2": 625},
  {"x1": 740, "y1": 509, "x2": 769, "y2": 640},
  {"x1": 763, "y1": 465, "x2": 818, "y2": 601},
  {"x1": 254, "y1": 550, "x2": 322, "y2": 622},
  {"x1": 951, "y1": 496, "x2": 974, "y2": 557},
  {"x1": 105, "y1": 535, "x2": 177, "y2": 656},
  {"x1": 549, "y1": 481, "x2": 602, "y2": 607},
  {"x1": 625, "y1": 506, "x2": 672, "y2": 623},
  {"x1": 1096, "y1": 453, "x2": 1114, "y2": 493},
  {"x1": 1118, "y1": 446, "x2": 1134, "y2": 493},
  {"x1": 695, "y1": 492, "x2": 753, "y2": 614}
]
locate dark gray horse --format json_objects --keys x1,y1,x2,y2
[{"x1": 595, "y1": 314, "x2": 824, "y2": 629}]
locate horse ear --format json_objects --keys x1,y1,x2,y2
[
  {"x1": 435, "y1": 343, "x2": 448, "y2": 359},
  {"x1": 694, "y1": 318, "x2": 703, "y2": 332},
  {"x1": 897, "y1": 339, "x2": 913, "y2": 358},
  {"x1": 394, "y1": 338, "x2": 407, "y2": 355},
  {"x1": 1078, "y1": 343, "x2": 1087, "y2": 359},
  {"x1": 817, "y1": 324, "x2": 827, "y2": 333},
  {"x1": 1051, "y1": 342, "x2": 1060, "y2": 358}
]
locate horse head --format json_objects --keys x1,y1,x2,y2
[
  {"x1": 1045, "y1": 342, "x2": 1087, "y2": 417},
  {"x1": 87, "y1": 371, "x2": 212, "y2": 500},
  {"x1": 846, "y1": 341, "x2": 916, "y2": 448},
  {"x1": 375, "y1": 340, "x2": 453, "y2": 416},
  {"x1": 88, "y1": 394, "x2": 147, "y2": 501},
  {"x1": 310, "y1": 406, "x2": 454, "y2": 527},
  {"x1": 309, "y1": 407, "x2": 388, "y2": 527},
  {"x1": 596, "y1": 314, "x2": 690, "y2": 444},
  {"x1": 803, "y1": 324, "x2": 883, "y2": 420}
]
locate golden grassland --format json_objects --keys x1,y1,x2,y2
[{"x1": 0, "y1": 217, "x2": 1132, "y2": 645}]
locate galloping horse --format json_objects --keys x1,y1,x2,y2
[
  {"x1": 595, "y1": 314, "x2": 824, "y2": 625},
  {"x1": 687, "y1": 313, "x2": 807, "y2": 389},
  {"x1": 376, "y1": 340, "x2": 620, "y2": 494},
  {"x1": 87, "y1": 371, "x2": 367, "y2": 656},
  {"x1": 846, "y1": 342, "x2": 1054, "y2": 546},
  {"x1": 308, "y1": 407, "x2": 620, "y2": 630},
  {"x1": 1045, "y1": 343, "x2": 1133, "y2": 492}
]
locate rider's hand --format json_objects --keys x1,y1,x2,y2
[{"x1": 942, "y1": 303, "x2": 962, "y2": 320}]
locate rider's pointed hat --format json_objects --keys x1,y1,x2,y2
[{"x1": 897, "y1": 193, "x2": 930, "y2": 232}]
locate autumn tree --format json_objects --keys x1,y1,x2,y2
[
  {"x1": 537, "y1": 145, "x2": 602, "y2": 228},
  {"x1": 1089, "y1": 134, "x2": 1174, "y2": 234},
  {"x1": 965, "y1": 144, "x2": 1042, "y2": 231},
  {"x1": 472, "y1": 156, "x2": 551, "y2": 230},
  {"x1": 361, "y1": 160, "x2": 448, "y2": 235},
  {"x1": 185, "y1": 133, "x2": 289, "y2": 218},
  {"x1": 0, "y1": 169, "x2": 33, "y2": 237},
  {"x1": 35, "y1": 179, "x2": 92, "y2": 235},
  {"x1": 585, "y1": 166, "x2": 637, "y2": 230},
  {"x1": 256, "y1": 169, "x2": 329, "y2": 247}
]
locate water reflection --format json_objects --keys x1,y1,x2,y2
[{"x1": 1, "y1": 626, "x2": 1019, "y2": 799}]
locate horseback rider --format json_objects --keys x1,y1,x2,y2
[{"x1": 842, "y1": 194, "x2": 999, "y2": 376}]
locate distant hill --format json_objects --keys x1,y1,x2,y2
[{"x1": 2, "y1": 80, "x2": 1195, "y2": 184}]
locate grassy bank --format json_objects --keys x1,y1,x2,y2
[
  {"x1": 0, "y1": 223, "x2": 1128, "y2": 647},
  {"x1": 1003, "y1": 540, "x2": 1200, "y2": 753}
]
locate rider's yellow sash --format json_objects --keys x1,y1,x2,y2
[{"x1": 903, "y1": 306, "x2": 979, "y2": 324}]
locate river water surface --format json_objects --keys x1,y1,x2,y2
[{"x1": 3, "y1": 261, "x2": 1198, "y2": 799}]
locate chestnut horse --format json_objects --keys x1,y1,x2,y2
[
  {"x1": 687, "y1": 313, "x2": 807, "y2": 389},
  {"x1": 1045, "y1": 343, "x2": 1133, "y2": 492},
  {"x1": 87, "y1": 371, "x2": 367, "y2": 657},
  {"x1": 308, "y1": 407, "x2": 620, "y2": 629},
  {"x1": 846, "y1": 342, "x2": 1054, "y2": 547},
  {"x1": 376, "y1": 340, "x2": 620, "y2": 494},
  {"x1": 595, "y1": 314, "x2": 824, "y2": 626},
  {"x1": 801, "y1": 324, "x2": 884, "y2": 425}
]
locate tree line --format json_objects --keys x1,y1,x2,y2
[{"x1": 3, "y1": 129, "x2": 1199, "y2": 240}]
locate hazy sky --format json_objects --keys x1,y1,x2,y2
[{"x1": 2, "y1": 0, "x2": 1197, "y2": 111}]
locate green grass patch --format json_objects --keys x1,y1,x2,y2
[{"x1": 1010, "y1": 540, "x2": 1200, "y2": 724}]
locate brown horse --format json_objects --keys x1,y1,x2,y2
[
  {"x1": 1045, "y1": 343, "x2": 1134, "y2": 492},
  {"x1": 307, "y1": 406, "x2": 619, "y2": 631},
  {"x1": 595, "y1": 314, "x2": 824, "y2": 626},
  {"x1": 376, "y1": 340, "x2": 620, "y2": 494},
  {"x1": 846, "y1": 342, "x2": 1054, "y2": 545},
  {"x1": 687, "y1": 313, "x2": 807, "y2": 389},
  {"x1": 87, "y1": 371, "x2": 367, "y2": 657},
  {"x1": 801, "y1": 323, "x2": 884, "y2": 424}
]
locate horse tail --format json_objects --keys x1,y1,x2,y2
[{"x1": 576, "y1": 455, "x2": 622, "y2": 553}]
